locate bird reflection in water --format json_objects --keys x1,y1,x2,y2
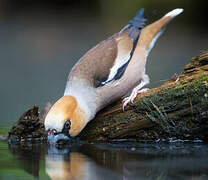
[
  {"x1": 45, "y1": 144, "x2": 121, "y2": 180},
  {"x1": 46, "y1": 146, "x2": 90, "y2": 180},
  {"x1": 8, "y1": 142, "x2": 208, "y2": 180}
]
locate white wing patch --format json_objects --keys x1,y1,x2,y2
[
  {"x1": 101, "y1": 38, "x2": 132, "y2": 85},
  {"x1": 102, "y1": 53, "x2": 130, "y2": 84}
]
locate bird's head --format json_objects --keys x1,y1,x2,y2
[{"x1": 44, "y1": 95, "x2": 87, "y2": 144}]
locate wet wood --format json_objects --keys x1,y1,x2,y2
[
  {"x1": 8, "y1": 106, "x2": 47, "y2": 143},
  {"x1": 79, "y1": 51, "x2": 208, "y2": 142}
]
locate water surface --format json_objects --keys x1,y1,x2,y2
[{"x1": 1, "y1": 140, "x2": 208, "y2": 180}]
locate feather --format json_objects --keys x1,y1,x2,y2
[{"x1": 99, "y1": 9, "x2": 147, "y2": 86}]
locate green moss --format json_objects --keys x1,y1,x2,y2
[
  {"x1": 80, "y1": 74, "x2": 208, "y2": 142},
  {"x1": 196, "y1": 75, "x2": 208, "y2": 82},
  {"x1": 133, "y1": 75, "x2": 208, "y2": 141},
  {"x1": 181, "y1": 79, "x2": 188, "y2": 85},
  {"x1": 175, "y1": 83, "x2": 182, "y2": 89}
]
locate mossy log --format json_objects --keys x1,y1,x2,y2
[{"x1": 79, "y1": 51, "x2": 208, "y2": 142}]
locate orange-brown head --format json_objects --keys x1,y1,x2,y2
[{"x1": 44, "y1": 95, "x2": 87, "y2": 142}]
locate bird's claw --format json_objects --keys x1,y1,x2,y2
[
  {"x1": 122, "y1": 88, "x2": 149, "y2": 111},
  {"x1": 122, "y1": 97, "x2": 131, "y2": 111}
]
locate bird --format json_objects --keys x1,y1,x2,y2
[{"x1": 44, "y1": 8, "x2": 183, "y2": 143}]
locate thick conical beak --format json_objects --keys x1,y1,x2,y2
[{"x1": 47, "y1": 129, "x2": 70, "y2": 145}]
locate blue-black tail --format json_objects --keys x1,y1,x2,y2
[
  {"x1": 111, "y1": 8, "x2": 183, "y2": 84},
  {"x1": 110, "y1": 9, "x2": 147, "y2": 82},
  {"x1": 128, "y1": 8, "x2": 147, "y2": 40}
]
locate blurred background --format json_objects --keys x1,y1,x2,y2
[{"x1": 0, "y1": 0, "x2": 207, "y2": 126}]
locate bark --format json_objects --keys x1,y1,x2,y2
[{"x1": 78, "y1": 51, "x2": 208, "y2": 142}]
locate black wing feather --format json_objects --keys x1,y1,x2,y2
[{"x1": 99, "y1": 8, "x2": 147, "y2": 86}]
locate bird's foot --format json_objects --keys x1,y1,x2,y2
[{"x1": 122, "y1": 88, "x2": 149, "y2": 111}]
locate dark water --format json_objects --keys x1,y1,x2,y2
[{"x1": 1, "y1": 140, "x2": 208, "y2": 180}]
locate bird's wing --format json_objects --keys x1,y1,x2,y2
[
  {"x1": 66, "y1": 9, "x2": 146, "y2": 89},
  {"x1": 96, "y1": 31, "x2": 134, "y2": 87},
  {"x1": 66, "y1": 30, "x2": 132, "y2": 87}
]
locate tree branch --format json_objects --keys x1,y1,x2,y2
[{"x1": 79, "y1": 51, "x2": 208, "y2": 142}]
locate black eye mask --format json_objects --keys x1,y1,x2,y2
[{"x1": 62, "y1": 119, "x2": 71, "y2": 136}]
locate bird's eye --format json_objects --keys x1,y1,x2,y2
[
  {"x1": 62, "y1": 119, "x2": 71, "y2": 136},
  {"x1": 64, "y1": 120, "x2": 71, "y2": 129},
  {"x1": 53, "y1": 129, "x2": 57, "y2": 134},
  {"x1": 48, "y1": 129, "x2": 57, "y2": 136}
]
